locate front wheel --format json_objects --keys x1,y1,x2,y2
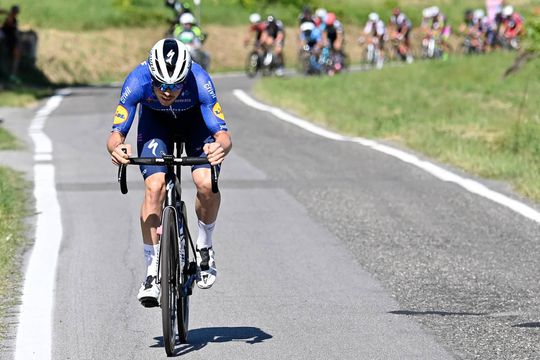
[
  {"x1": 245, "y1": 51, "x2": 259, "y2": 78},
  {"x1": 161, "y1": 206, "x2": 179, "y2": 356}
]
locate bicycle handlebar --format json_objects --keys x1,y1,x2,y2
[{"x1": 118, "y1": 156, "x2": 219, "y2": 195}]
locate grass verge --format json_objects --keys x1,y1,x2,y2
[
  {"x1": 0, "y1": 128, "x2": 19, "y2": 150},
  {"x1": 0, "y1": 86, "x2": 54, "y2": 108},
  {"x1": 12, "y1": 0, "x2": 538, "y2": 29},
  {"x1": 254, "y1": 53, "x2": 540, "y2": 200},
  {"x1": 0, "y1": 166, "x2": 29, "y2": 338}
]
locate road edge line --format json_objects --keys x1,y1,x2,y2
[
  {"x1": 232, "y1": 89, "x2": 540, "y2": 224},
  {"x1": 15, "y1": 89, "x2": 70, "y2": 360}
]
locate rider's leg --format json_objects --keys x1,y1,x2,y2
[
  {"x1": 192, "y1": 167, "x2": 219, "y2": 288},
  {"x1": 136, "y1": 109, "x2": 172, "y2": 304},
  {"x1": 141, "y1": 172, "x2": 166, "y2": 275},
  {"x1": 192, "y1": 167, "x2": 220, "y2": 249}
]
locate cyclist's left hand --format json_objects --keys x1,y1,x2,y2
[{"x1": 203, "y1": 142, "x2": 225, "y2": 165}]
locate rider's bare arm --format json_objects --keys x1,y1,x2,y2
[
  {"x1": 107, "y1": 131, "x2": 132, "y2": 165},
  {"x1": 204, "y1": 130, "x2": 232, "y2": 166}
]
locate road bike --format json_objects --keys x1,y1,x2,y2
[
  {"x1": 245, "y1": 44, "x2": 279, "y2": 78},
  {"x1": 421, "y1": 33, "x2": 443, "y2": 59},
  {"x1": 359, "y1": 36, "x2": 384, "y2": 69},
  {"x1": 117, "y1": 141, "x2": 219, "y2": 356}
]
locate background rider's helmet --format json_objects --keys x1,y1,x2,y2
[
  {"x1": 368, "y1": 12, "x2": 379, "y2": 22},
  {"x1": 249, "y1": 13, "x2": 261, "y2": 24},
  {"x1": 300, "y1": 21, "x2": 315, "y2": 33},
  {"x1": 423, "y1": 6, "x2": 439, "y2": 18},
  {"x1": 473, "y1": 9, "x2": 485, "y2": 20},
  {"x1": 325, "y1": 12, "x2": 336, "y2": 26},
  {"x1": 267, "y1": 15, "x2": 276, "y2": 24},
  {"x1": 502, "y1": 5, "x2": 514, "y2": 17},
  {"x1": 315, "y1": 8, "x2": 327, "y2": 20},
  {"x1": 147, "y1": 38, "x2": 192, "y2": 85},
  {"x1": 180, "y1": 12, "x2": 196, "y2": 25}
]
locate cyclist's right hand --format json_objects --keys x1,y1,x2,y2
[{"x1": 111, "y1": 144, "x2": 132, "y2": 166}]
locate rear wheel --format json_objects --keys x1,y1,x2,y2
[
  {"x1": 177, "y1": 202, "x2": 190, "y2": 343},
  {"x1": 161, "y1": 206, "x2": 179, "y2": 356}
]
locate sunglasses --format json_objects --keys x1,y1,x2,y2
[{"x1": 152, "y1": 78, "x2": 183, "y2": 92}]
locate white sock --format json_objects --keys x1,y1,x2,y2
[
  {"x1": 196, "y1": 220, "x2": 215, "y2": 249},
  {"x1": 144, "y1": 244, "x2": 160, "y2": 278}
]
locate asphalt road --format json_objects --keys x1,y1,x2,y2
[{"x1": 1, "y1": 73, "x2": 539, "y2": 359}]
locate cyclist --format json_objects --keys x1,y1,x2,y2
[
  {"x1": 107, "y1": 38, "x2": 232, "y2": 307},
  {"x1": 421, "y1": 6, "x2": 451, "y2": 59},
  {"x1": 243, "y1": 13, "x2": 265, "y2": 49},
  {"x1": 323, "y1": 12, "x2": 344, "y2": 52},
  {"x1": 362, "y1": 12, "x2": 386, "y2": 67},
  {"x1": 174, "y1": 12, "x2": 210, "y2": 69},
  {"x1": 388, "y1": 7, "x2": 413, "y2": 63},
  {"x1": 313, "y1": 8, "x2": 327, "y2": 29},
  {"x1": 499, "y1": 5, "x2": 524, "y2": 49},
  {"x1": 298, "y1": 5, "x2": 313, "y2": 26},
  {"x1": 299, "y1": 20, "x2": 323, "y2": 74},
  {"x1": 299, "y1": 20, "x2": 322, "y2": 51},
  {"x1": 259, "y1": 14, "x2": 286, "y2": 76}
]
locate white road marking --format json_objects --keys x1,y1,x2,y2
[
  {"x1": 233, "y1": 89, "x2": 540, "y2": 224},
  {"x1": 15, "y1": 90, "x2": 69, "y2": 360}
]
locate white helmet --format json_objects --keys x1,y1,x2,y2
[
  {"x1": 502, "y1": 5, "x2": 514, "y2": 17},
  {"x1": 315, "y1": 8, "x2": 327, "y2": 19},
  {"x1": 368, "y1": 12, "x2": 379, "y2": 22},
  {"x1": 180, "y1": 12, "x2": 196, "y2": 25},
  {"x1": 300, "y1": 21, "x2": 315, "y2": 32},
  {"x1": 423, "y1": 6, "x2": 439, "y2": 18},
  {"x1": 249, "y1": 13, "x2": 261, "y2": 24},
  {"x1": 147, "y1": 38, "x2": 191, "y2": 85},
  {"x1": 473, "y1": 9, "x2": 485, "y2": 20}
]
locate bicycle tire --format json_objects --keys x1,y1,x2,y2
[
  {"x1": 176, "y1": 201, "x2": 190, "y2": 343},
  {"x1": 161, "y1": 206, "x2": 179, "y2": 356},
  {"x1": 245, "y1": 51, "x2": 259, "y2": 78}
]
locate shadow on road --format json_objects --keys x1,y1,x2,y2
[
  {"x1": 389, "y1": 310, "x2": 487, "y2": 316},
  {"x1": 151, "y1": 326, "x2": 272, "y2": 356}
]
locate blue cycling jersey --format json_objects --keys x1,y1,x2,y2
[
  {"x1": 300, "y1": 27, "x2": 322, "y2": 45},
  {"x1": 111, "y1": 61, "x2": 228, "y2": 137}
]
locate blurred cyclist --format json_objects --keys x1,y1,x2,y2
[
  {"x1": 244, "y1": 13, "x2": 265, "y2": 50},
  {"x1": 388, "y1": 7, "x2": 413, "y2": 63},
  {"x1": 323, "y1": 12, "x2": 344, "y2": 52},
  {"x1": 174, "y1": 12, "x2": 205, "y2": 43},
  {"x1": 298, "y1": 5, "x2": 313, "y2": 26},
  {"x1": 299, "y1": 20, "x2": 322, "y2": 51},
  {"x1": 260, "y1": 14, "x2": 286, "y2": 76},
  {"x1": 362, "y1": 12, "x2": 386, "y2": 66},
  {"x1": 421, "y1": 6, "x2": 451, "y2": 59},
  {"x1": 107, "y1": 38, "x2": 231, "y2": 307},
  {"x1": 499, "y1": 5, "x2": 524, "y2": 49},
  {"x1": 313, "y1": 8, "x2": 327, "y2": 29},
  {"x1": 175, "y1": 12, "x2": 210, "y2": 69}
]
